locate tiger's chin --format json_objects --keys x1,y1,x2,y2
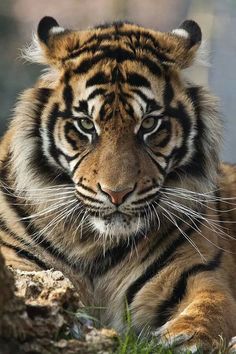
[{"x1": 89, "y1": 212, "x2": 146, "y2": 240}]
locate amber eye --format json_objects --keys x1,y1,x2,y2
[
  {"x1": 77, "y1": 118, "x2": 95, "y2": 133},
  {"x1": 140, "y1": 117, "x2": 157, "y2": 132},
  {"x1": 141, "y1": 117, "x2": 155, "y2": 130}
]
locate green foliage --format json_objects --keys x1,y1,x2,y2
[{"x1": 67, "y1": 305, "x2": 229, "y2": 353}]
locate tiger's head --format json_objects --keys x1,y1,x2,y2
[{"x1": 14, "y1": 17, "x2": 221, "y2": 240}]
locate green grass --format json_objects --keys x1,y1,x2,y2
[
  {"x1": 116, "y1": 329, "x2": 174, "y2": 354},
  {"x1": 66, "y1": 306, "x2": 229, "y2": 354}
]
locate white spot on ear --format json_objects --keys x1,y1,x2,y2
[
  {"x1": 50, "y1": 26, "x2": 65, "y2": 35},
  {"x1": 172, "y1": 28, "x2": 189, "y2": 39}
]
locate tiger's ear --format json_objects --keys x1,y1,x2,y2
[
  {"x1": 23, "y1": 16, "x2": 79, "y2": 67},
  {"x1": 37, "y1": 16, "x2": 64, "y2": 45},
  {"x1": 157, "y1": 20, "x2": 202, "y2": 69}
]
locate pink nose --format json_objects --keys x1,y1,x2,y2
[{"x1": 101, "y1": 186, "x2": 133, "y2": 205}]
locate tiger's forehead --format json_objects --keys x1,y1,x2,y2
[{"x1": 68, "y1": 62, "x2": 163, "y2": 124}]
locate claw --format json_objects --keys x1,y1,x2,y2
[
  {"x1": 175, "y1": 344, "x2": 200, "y2": 353},
  {"x1": 152, "y1": 328, "x2": 194, "y2": 349}
]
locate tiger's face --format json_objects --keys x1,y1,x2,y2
[{"x1": 30, "y1": 17, "x2": 220, "y2": 239}]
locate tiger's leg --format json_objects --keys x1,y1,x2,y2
[{"x1": 151, "y1": 275, "x2": 236, "y2": 353}]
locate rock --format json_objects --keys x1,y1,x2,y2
[{"x1": 0, "y1": 250, "x2": 118, "y2": 354}]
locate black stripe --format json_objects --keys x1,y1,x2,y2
[
  {"x1": 155, "y1": 250, "x2": 223, "y2": 327},
  {"x1": 86, "y1": 72, "x2": 110, "y2": 87},
  {"x1": 47, "y1": 103, "x2": 62, "y2": 165},
  {"x1": 72, "y1": 152, "x2": 91, "y2": 176},
  {"x1": 76, "y1": 190, "x2": 103, "y2": 204},
  {"x1": 74, "y1": 49, "x2": 135, "y2": 74},
  {"x1": 77, "y1": 182, "x2": 96, "y2": 195},
  {"x1": 163, "y1": 75, "x2": 174, "y2": 106},
  {"x1": 146, "y1": 150, "x2": 166, "y2": 176},
  {"x1": 0, "y1": 216, "x2": 31, "y2": 248},
  {"x1": 126, "y1": 73, "x2": 151, "y2": 88},
  {"x1": 168, "y1": 87, "x2": 211, "y2": 180},
  {"x1": 74, "y1": 100, "x2": 89, "y2": 115},
  {"x1": 0, "y1": 239, "x2": 48, "y2": 270},
  {"x1": 87, "y1": 88, "x2": 106, "y2": 101},
  {"x1": 74, "y1": 51, "x2": 162, "y2": 77},
  {"x1": 132, "y1": 89, "x2": 162, "y2": 112},
  {"x1": 132, "y1": 192, "x2": 160, "y2": 205},
  {"x1": 63, "y1": 84, "x2": 73, "y2": 111},
  {"x1": 126, "y1": 221, "x2": 199, "y2": 304},
  {"x1": 137, "y1": 185, "x2": 159, "y2": 196},
  {"x1": 140, "y1": 222, "x2": 183, "y2": 263}
]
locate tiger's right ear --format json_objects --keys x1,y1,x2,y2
[{"x1": 23, "y1": 16, "x2": 80, "y2": 67}]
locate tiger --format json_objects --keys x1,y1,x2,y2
[{"x1": 1, "y1": 15, "x2": 236, "y2": 353}]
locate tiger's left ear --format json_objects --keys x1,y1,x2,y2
[
  {"x1": 157, "y1": 20, "x2": 202, "y2": 69},
  {"x1": 23, "y1": 16, "x2": 79, "y2": 67}
]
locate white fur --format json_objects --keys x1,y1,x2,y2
[
  {"x1": 21, "y1": 33, "x2": 46, "y2": 65},
  {"x1": 172, "y1": 28, "x2": 189, "y2": 39},
  {"x1": 90, "y1": 214, "x2": 144, "y2": 238},
  {"x1": 50, "y1": 26, "x2": 65, "y2": 35}
]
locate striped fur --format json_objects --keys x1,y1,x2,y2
[{"x1": 1, "y1": 17, "x2": 236, "y2": 352}]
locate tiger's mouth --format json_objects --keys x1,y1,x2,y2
[{"x1": 75, "y1": 190, "x2": 161, "y2": 238}]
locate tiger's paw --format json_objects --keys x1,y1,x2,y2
[{"x1": 152, "y1": 319, "x2": 212, "y2": 353}]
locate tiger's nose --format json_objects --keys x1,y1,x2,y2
[{"x1": 100, "y1": 186, "x2": 134, "y2": 205}]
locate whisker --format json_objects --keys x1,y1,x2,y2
[
  {"x1": 158, "y1": 203, "x2": 206, "y2": 262},
  {"x1": 19, "y1": 199, "x2": 76, "y2": 221},
  {"x1": 161, "y1": 196, "x2": 235, "y2": 240},
  {"x1": 162, "y1": 189, "x2": 236, "y2": 213},
  {"x1": 159, "y1": 200, "x2": 236, "y2": 255}
]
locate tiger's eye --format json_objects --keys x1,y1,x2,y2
[
  {"x1": 141, "y1": 117, "x2": 156, "y2": 130},
  {"x1": 79, "y1": 118, "x2": 95, "y2": 132}
]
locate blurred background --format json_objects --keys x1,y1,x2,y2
[{"x1": 0, "y1": 0, "x2": 235, "y2": 162}]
